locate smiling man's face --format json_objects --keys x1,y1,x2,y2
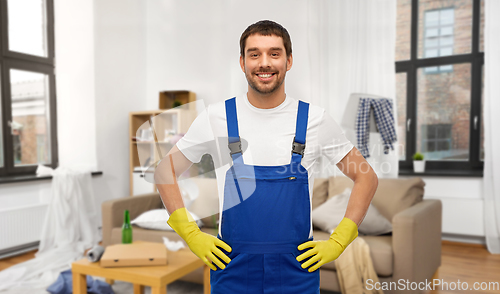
[{"x1": 240, "y1": 34, "x2": 293, "y2": 96}]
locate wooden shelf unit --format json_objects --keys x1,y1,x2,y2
[{"x1": 129, "y1": 91, "x2": 197, "y2": 196}]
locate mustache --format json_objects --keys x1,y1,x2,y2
[{"x1": 253, "y1": 69, "x2": 277, "y2": 74}]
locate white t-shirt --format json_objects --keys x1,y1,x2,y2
[{"x1": 176, "y1": 93, "x2": 354, "y2": 238}]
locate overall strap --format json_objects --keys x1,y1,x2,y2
[
  {"x1": 225, "y1": 97, "x2": 244, "y2": 164},
  {"x1": 291, "y1": 100, "x2": 309, "y2": 163}
]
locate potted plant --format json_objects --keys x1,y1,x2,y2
[
  {"x1": 413, "y1": 152, "x2": 425, "y2": 173},
  {"x1": 173, "y1": 100, "x2": 183, "y2": 108}
]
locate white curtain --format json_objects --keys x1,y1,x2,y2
[
  {"x1": 0, "y1": 166, "x2": 99, "y2": 293},
  {"x1": 483, "y1": 0, "x2": 500, "y2": 254},
  {"x1": 306, "y1": 0, "x2": 398, "y2": 178}
]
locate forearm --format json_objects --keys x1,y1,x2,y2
[
  {"x1": 154, "y1": 146, "x2": 193, "y2": 215},
  {"x1": 344, "y1": 172, "x2": 378, "y2": 227},
  {"x1": 156, "y1": 183, "x2": 185, "y2": 215}
]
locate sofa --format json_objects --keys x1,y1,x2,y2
[{"x1": 102, "y1": 176, "x2": 442, "y2": 294}]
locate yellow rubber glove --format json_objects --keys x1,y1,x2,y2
[
  {"x1": 167, "y1": 207, "x2": 232, "y2": 271},
  {"x1": 296, "y1": 217, "x2": 358, "y2": 272}
]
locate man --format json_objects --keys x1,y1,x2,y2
[{"x1": 155, "y1": 20, "x2": 378, "y2": 294}]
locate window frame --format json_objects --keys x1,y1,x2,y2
[
  {"x1": 0, "y1": 0, "x2": 58, "y2": 177},
  {"x1": 397, "y1": 0, "x2": 483, "y2": 175}
]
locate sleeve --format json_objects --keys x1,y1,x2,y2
[
  {"x1": 175, "y1": 107, "x2": 215, "y2": 164},
  {"x1": 318, "y1": 110, "x2": 355, "y2": 165}
]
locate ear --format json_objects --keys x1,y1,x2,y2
[
  {"x1": 240, "y1": 55, "x2": 245, "y2": 73},
  {"x1": 286, "y1": 54, "x2": 293, "y2": 71}
]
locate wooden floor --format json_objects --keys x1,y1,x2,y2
[
  {"x1": 0, "y1": 249, "x2": 37, "y2": 271},
  {"x1": 1, "y1": 241, "x2": 499, "y2": 293},
  {"x1": 422, "y1": 241, "x2": 500, "y2": 294}
]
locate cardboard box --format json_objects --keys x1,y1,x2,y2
[
  {"x1": 100, "y1": 242, "x2": 167, "y2": 268},
  {"x1": 158, "y1": 90, "x2": 196, "y2": 110}
]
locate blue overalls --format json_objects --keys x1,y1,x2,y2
[{"x1": 210, "y1": 97, "x2": 320, "y2": 294}]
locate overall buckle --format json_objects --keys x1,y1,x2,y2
[
  {"x1": 228, "y1": 140, "x2": 242, "y2": 155},
  {"x1": 291, "y1": 136, "x2": 305, "y2": 157}
]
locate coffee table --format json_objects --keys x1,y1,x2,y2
[{"x1": 71, "y1": 248, "x2": 210, "y2": 294}]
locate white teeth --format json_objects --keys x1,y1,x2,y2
[{"x1": 258, "y1": 73, "x2": 273, "y2": 78}]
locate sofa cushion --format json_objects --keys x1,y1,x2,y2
[
  {"x1": 372, "y1": 177, "x2": 425, "y2": 221},
  {"x1": 312, "y1": 188, "x2": 392, "y2": 235},
  {"x1": 356, "y1": 235, "x2": 393, "y2": 277},
  {"x1": 312, "y1": 230, "x2": 393, "y2": 277},
  {"x1": 131, "y1": 209, "x2": 173, "y2": 230},
  {"x1": 328, "y1": 176, "x2": 425, "y2": 221},
  {"x1": 130, "y1": 209, "x2": 203, "y2": 231},
  {"x1": 188, "y1": 178, "x2": 220, "y2": 228},
  {"x1": 311, "y1": 178, "x2": 329, "y2": 210},
  {"x1": 111, "y1": 193, "x2": 163, "y2": 228}
]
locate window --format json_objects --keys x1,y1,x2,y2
[
  {"x1": 396, "y1": 0, "x2": 484, "y2": 175},
  {"x1": 423, "y1": 8, "x2": 455, "y2": 73},
  {"x1": 422, "y1": 124, "x2": 452, "y2": 155},
  {"x1": 417, "y1": 62, "x2": 471, "y2": 160},
  {"x1": 0, "y1": 0, "x2": 57, "y2": 177}
]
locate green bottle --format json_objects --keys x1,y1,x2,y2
[{"x1": 122, "y1": 210, "x2": 133, "y2": 244}]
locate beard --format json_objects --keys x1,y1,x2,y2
[{"x1": 244, "y1": 68, "x2": 286, "y2": 95}]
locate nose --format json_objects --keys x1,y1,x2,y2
[{"x1": 259, "y1": 54, "x2": 271, "y2": 68}]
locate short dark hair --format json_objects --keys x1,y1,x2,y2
[{"x1": 240, "y1": 20, "x2": 292, "y2": 58}]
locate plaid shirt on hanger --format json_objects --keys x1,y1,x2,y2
[{"x1": 355, "y1": 97, "x2": 397, "y2": 158}]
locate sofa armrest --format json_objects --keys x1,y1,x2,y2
[
  {"x1": 392, "y1": 199, "x2": 442, "y2": 286},
  {"x1": 101, "y1": 192, "x2": 163, "y2": 247}
]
